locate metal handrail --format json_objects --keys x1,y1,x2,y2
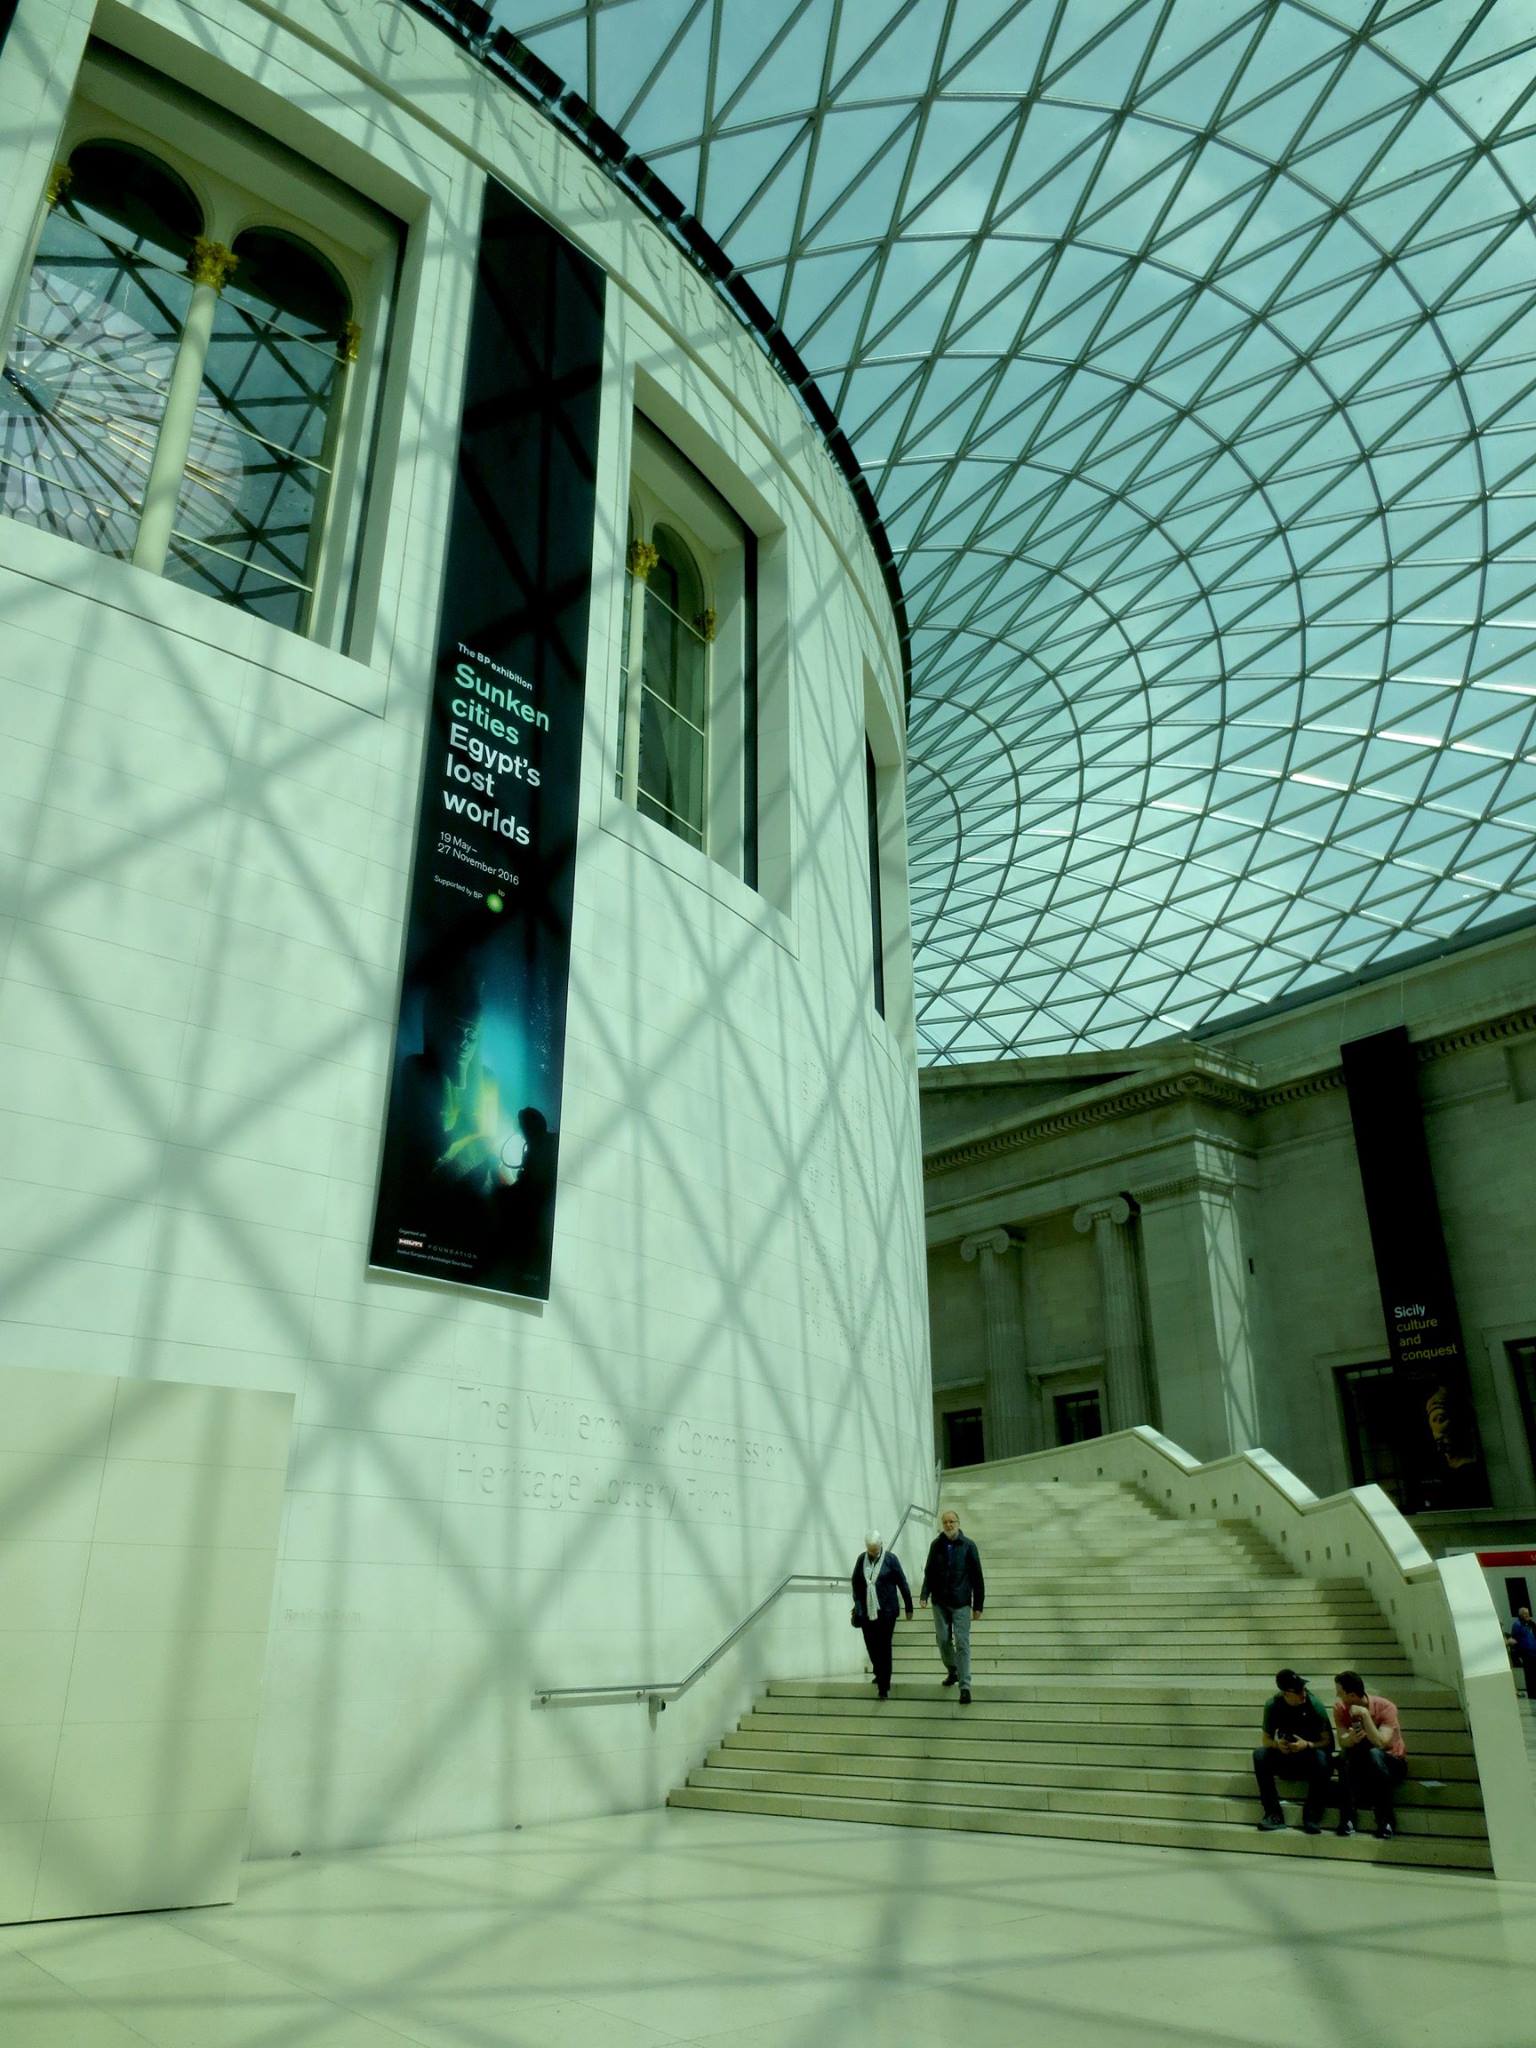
[{"x1": 531, "y1": 1495, "x2": 940, "y2": 1710}]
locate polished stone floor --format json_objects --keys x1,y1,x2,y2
[{"x1": 3, "y1": 1806, "x2": 1535, "y2": 2048}]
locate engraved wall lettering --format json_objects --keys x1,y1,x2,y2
[
  {"x1": 376, "y1": 1, "x2": 416, "y2": 54},
  {"x1": 451, "y1": 1382, "x2": 782, "y2": 1482},
  {"x1": 447, "y1": 1446, "x2": 737, "y2": 1521}
]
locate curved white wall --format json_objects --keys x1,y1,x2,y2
[{"x1": 0, "y1": 0, "x2": 932, "y2": 1850}]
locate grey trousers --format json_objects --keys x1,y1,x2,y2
[{"x1": 933, "y1": 1603, "x2": 972, "y2": 1686}]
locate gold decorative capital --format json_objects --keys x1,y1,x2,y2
[
  {"x1": 341, "y1": 319, "x2": 362, "y2": 364},
  {"x1": 627, "y1": 538, "x2": 659, "y2": 581},
  {"x1": 695, "y1": 608, "x2": 718, "y2": 643},
  {"x1": 189, "y1": 238, "x2": 240, "y2": 291},
  {"x1": 46, "y1": 162, "x2": 74, "y2": 208}
]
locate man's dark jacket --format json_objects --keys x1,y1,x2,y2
[
  {"x1": 850, "y1": 1549, "x2": 913, "y2": 1623},
  {"x1": 922, "y1": 1529, "x2": 984, "y2": 1614}
]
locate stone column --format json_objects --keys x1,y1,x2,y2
[
  {"x1": 959, "y1": 1227, "x2": 1036, "y2": 1459},
  {"x1": 1136, "y1": 1169, "x2": 1260, "y2": 1460},
  {"x1": 1073, "y1": 1195, "x2": 1153, "y2": 1431},
  {"x1": 135, "y1": 237, "x2": 241, "y2": 575}
]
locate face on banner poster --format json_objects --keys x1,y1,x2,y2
[{"x1": 369, "y1": 181, "x2": 605, "y2": 1302}]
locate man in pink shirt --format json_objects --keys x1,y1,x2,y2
[{"x1": 1332, "y1": 1669, "x2": 1407, "y2": 1839}]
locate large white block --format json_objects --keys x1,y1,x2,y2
[
  {"x1": 63, "y1": 1632, "x2": 270, "y2": 1727},
  {"x1": 29, "y1": 1809, "x2": 250, "y2": 1922},
  {"x1": 0, "y1": 1367, "x2": 292, "y2": 1923}
]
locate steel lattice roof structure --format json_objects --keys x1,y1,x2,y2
[{"x1": 492, "y1": 0, "x2": 1536, "y2": 1061}]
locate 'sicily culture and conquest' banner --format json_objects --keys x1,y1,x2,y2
[
  {"x1": 1340, "y1": 1024, "x2": 1488, "y2": 1512},
  {"x1": 369, "y1": 179, "x2": 605, "y2": 1300}
]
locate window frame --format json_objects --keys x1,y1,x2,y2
[
  {"x1": 620, "y1": 412, "x2": 752, "y2": 880},
  {"x1": 866, "y1": 736, "x2": 886, "y2": 1017},
  {"x1": 0, "y1": 42, "x2": 396, "y2": 649}
]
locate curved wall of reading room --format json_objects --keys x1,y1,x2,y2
[{"x1": 0, "y1": 0, "x2": 930, "y2": 1855}]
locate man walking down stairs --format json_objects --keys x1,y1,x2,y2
[
  {"x1": 919, "y1": 1507, "x2": 984, "y2": 1706},
  {"x1": 671, "y1": 1467, "x2": 1493, "y2": 1871}
]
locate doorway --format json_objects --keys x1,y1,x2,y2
[
  {"x1": 1053, "y1": 1388, "x2": 1103, "y2": 1445},
  {"x1": 1336, "y1": 1361, "x2": 1403, "y2": 1506},
  {"x1": 943, "y1": 1407, "x2": 985, "y2": 1468},
  {"x1": 1507, "y1": 1339, "x2": 1536, "y2": 1481}
]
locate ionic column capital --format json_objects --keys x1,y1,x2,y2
[
  {"x1": 960, "y1": 1227, "x2": 1012, "y2": 1263},
  {"x1": 1073, "y1": 1195, "x2": 1131, "y2": 1234},
  {"x1": 188, "y1": 238, "x2": 239, "y2": 292}
]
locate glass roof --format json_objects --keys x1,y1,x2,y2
[{"x1": 495, "y1": 0, "x2": 1536, "y2": 1060}]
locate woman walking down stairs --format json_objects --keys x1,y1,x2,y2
[{"x1": 669, "y1": 1470, "x2": 1491, "y2": 1870}]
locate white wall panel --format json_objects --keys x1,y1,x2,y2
[{"x1": 0, "y1": 1366, "x2": 291, "y2": 1923}]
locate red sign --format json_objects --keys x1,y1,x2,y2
[{"x1": 1474, "y1": 1550, "x2": 1536, "y2": 1567}]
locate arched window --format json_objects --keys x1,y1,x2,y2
[
  {"x1": 618, "y1": 514, "x2": 713, "y2": 853},
  {"x1": 637, "y1": 522, "x2": 709, "y2": 849},
  {"x1": 0, "y1": 141, "x2": 204, "y2": 560},
  {"x1": 166, "y1": 229, "x2": 354, "y2": 629},
  {"x1": 0, "y1": 49, "x2": 393, "y2": 646},
  {"x1": 616, "y1": 416, "x2": 757, "y2": 875}
]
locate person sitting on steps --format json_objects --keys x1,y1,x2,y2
[
  {"x1": 1253, "y1": 1667, "x2": 1335, "y2": 1833},
  {"x1": 1331, "y1": 1669, "x2": 1407, "y2": 1840}
]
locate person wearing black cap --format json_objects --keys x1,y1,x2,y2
[{"x1": 1253, "y1": 1667, "x2": 1335, "y2": 1833}]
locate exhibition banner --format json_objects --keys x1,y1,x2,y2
[
  {"x1": 369, "y1": 179, "x2": 605, "y2": 1300},
  {"x1": 1340, "y1": 1025, "x2": 1487, "y2": 1510}
]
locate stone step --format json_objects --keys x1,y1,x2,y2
[
  {"x1": 979, "y1": 1575, "x2": 1314, "y2": 1591},
  {"x1": 969, "y1": 1584, "x2": 1379, "y2": 1600},
  {"x1": 739, "y1": 1720, "x2": 1480, "y2": 1779},
  {"x1": 886, "y1": 1651, "x2": 1401, "y2": 1666},
  {"x1": 766, "y1": 1677, "x2": 1462, "y2": 1709},
  {"x1": 973, "y1": 1597, "x2": 1322, "y2": 1612},
  {"x1": 963, "y1": 1600, "x2": 1382, "y2": 1618},
  {"x1": 688, "y1": 1762, "x2": 1489, "y2": 1839},
  {"x1": 667, "y1": 1785, "x2": 1492, "y2": 1871},
  {"x1": 903, "y1": 1606, "x2": 1385, "y2": 1621},
  {"x1": 976, "y1": 1527, "x2": 1274, "y2": 1541},
  {"x1": 938, "y1": 1514, "x2": 1176, "y2": 1530},
  {"x1": 893, "y1": 1643, "x2": 1410, "y2": 1658},
  {"x1": 889, "y1": 1647, "x2": 1410, "y2": 1665},
  {"x1": 745, "y1": 1703, "x2": 1482, "y2": 1753},
  {"x1": 736, "y1": 1718, "x2": 1477, "y2": 1774},
  {"x1": 892, "y1": 1624, "x2": 1398, "y2": 1643},
  {"x1": 714, "y1": 1738, "x2": 1486, "y2": 1808},
  {"x1": 939, "y1": 1584, "x2": 1378, "y2": 1601},
  {"x1": 977, "y1": 1559, "x2": 1287, "y2": 1575},
  {"x1": 978, "y1": 1540, "x2": 1277, "y2": 1548}
]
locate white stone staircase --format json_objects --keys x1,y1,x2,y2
[{"x1": 670, "y1": 1467, "x2": 1491, "y2": 1870}]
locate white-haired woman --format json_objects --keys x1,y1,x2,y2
[{"x1": 851, "y1": 1531, "x2": 913, "y2": 1701}]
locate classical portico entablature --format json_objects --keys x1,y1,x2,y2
[
  {"x1": 923, "y1": 1000, "x2": 1536, "y2": 1195},
  {"x1": 924, "y1": 1053, "x2": 1258, "y2": 1185},
  {"x1": 924, "y1": 1132, "x2": 1256, "y2": 1250},
  {"x1": 1133, "y1": 1139, "x2": 1261, "y2": 1210}
]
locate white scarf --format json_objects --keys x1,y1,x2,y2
[{"x1": 862, "y1": 1551, "x2": 882, "y2": 1620}]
